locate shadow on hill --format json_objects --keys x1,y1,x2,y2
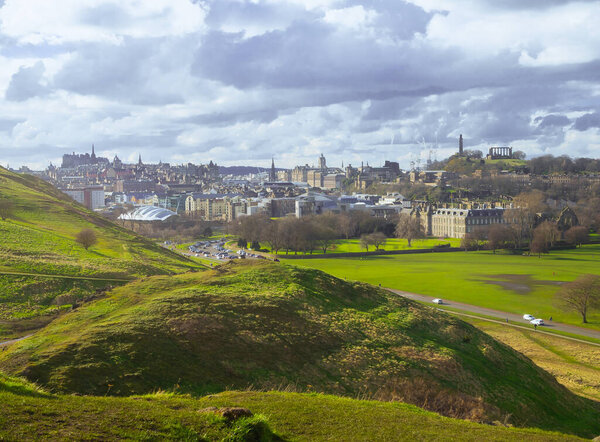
[{"x1": 0, "y1": 378, "x2": 52, "y2": 399}]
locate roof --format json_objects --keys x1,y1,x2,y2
[{"x1": 118, "y1": 205, "x2": 177, "y2": 221}]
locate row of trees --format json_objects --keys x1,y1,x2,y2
[{"x1": 229, "y1": 212, "x2": 424, "y2": 255}]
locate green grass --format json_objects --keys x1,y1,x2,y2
[
  {"x1": 249, "y1": 237, "x2": 462, "y2": 255},
  {"x1": 0, "y1": 375, "x2": 583, "y2": 441},
  {"x1": 291, "y1": 245, "x2": 600, "y2": 330},
  {"x1": 1, "y1": 261, "x2": 598, "y2": 437},
  {"x1": 0, "y1": 166, "x2": 201, "y2": 321}
]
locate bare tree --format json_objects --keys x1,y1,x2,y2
[
  {"x1": 556, "y1": 274, "x2": 600, "y2": 323},
  {"x1": 487, "y1": 224, "x2": 512, "y2": 254},
  {"x1": 315, "y1": 224, "x2": 337, "y2": 254},
  {"x1": 565, "y1": 226, "x2": 588, "y2": 247},
  {"x1": 0, "y1": 198, "x2": 13, "y2": 221},
  {"x1": 529, "y1": 235, "x2": 548, "y2": 258},
  {"x1": 506, "y1": 190, "x2": 548, "y2": 247},
  {"x1": 395, "y1": 214, "x2": 424, "y2": 247},
  {"x1": 369, "y1": 232, "x2": 387, "y2": 251},
  {"x1": 75, "y1": 228, "x2": 98, "y2": 250},
  {"x1": 360, "y1": 233, "x2": 374, "y2": 252},
  {"x1": 461, "y1": 230, "x2": 486, "y2": 251}
]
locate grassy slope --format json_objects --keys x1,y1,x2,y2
[
  {"x1": 0, "y1": 374, "x2": 581, "y2": 441},
  {"x1": 462, "y1": 317, "x2": 600, "y2": 401},
  {"x1": 1, "y1": 261, "x2": 598, "y2": 437},
  {"x1": 291, "y1": 246, "x2": 600, "y2": 329},
  {"x1": 0, "y1": 166, "x2": 200, "y2": 320}
]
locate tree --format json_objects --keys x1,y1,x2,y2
[
  {"x1": 507, "y1": 190, "x2": 548, "y2": 247},
  {"x1": 461, "y1": 230, "x2": 486, "y2": 251},
  {"x1": 565, "y1": 226, "x2": 588, "y2": 247},
  {"x1": 360, "y1": 233, "x2": 374, "y2": 252},
  {"x1": 75, "y1": 228, "x2": 97, "y2": 250},
  {"x1": 369, "y1": 232, "x2": 387, "y2": 250},
  {"x1": 487, "y1": 224, "x2": 512, "y2": 254},
  {"x1": 556, "y1": 274, "x2": 600, "y2": 323},
  {"x1": 315, "y1": 224, "x2": 337, "y2": 254},
  {"x1": 395, "y1": 214, "x2": 424, "y2": 247},
  {"x1": 533, "y1": 221, "x2": 560, "y2": 250},
  {"x1": 529, "y1": 235, "x2": 548, "y2": 258},
  {"x1": 202, "y1": 226, "x2": 213, "y2": 237}
]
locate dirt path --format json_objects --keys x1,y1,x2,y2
[
  {"x1": 0, "y1": 334, "x2": 32, "y2": 348},
  {"x1": 386, "y1": 288, "x2": 600, "y2": 342},
  {"x1": 0, "y1": 271, "x2": 131, "y2": 282}
]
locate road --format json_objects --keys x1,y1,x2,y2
[{"x1": 386, "y1": 288, "x2": 600, "y2": 342}]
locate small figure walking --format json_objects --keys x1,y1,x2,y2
[
  {"x1": 506, "y1": 318, "x2": 508, "y2": 323},
  {"x1": 549, "y1": 316, "x2": 552, "y2": 322},
  {"x1": 534, "y1": 324, "x2": 537, "y2": 330}
]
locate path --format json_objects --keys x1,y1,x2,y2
[
  {"x1": 0, "y1": 271, "x2": 131, "y2": 282},
  {"x1": 0, "y1": 335, "x2": 32, "y2": 348},
  {"x1": 386, "y1": 288, "x2": 600, "y2": 341}
]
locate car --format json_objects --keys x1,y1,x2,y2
[
  {"x1": 432, "y1": 298, "x2": 443, "y2": 304},
  {"x1": 523, "y1": 314, "x2": 535, "y2": 321},
  {"x1": 530, "y1": 318, "x2": 545, "y2": 326}
]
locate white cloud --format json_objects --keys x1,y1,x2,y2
[{"x1": 0, "y1": 0, "x2": 207, "y2": 44}]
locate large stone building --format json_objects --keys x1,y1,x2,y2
[{"x1": 411, "y1": 202, "x2": 506, "y2": 238}]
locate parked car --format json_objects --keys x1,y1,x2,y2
[
  {"x1": 530, "y1": 318, "x2": 545, "y2": 326},
  {"x1": 523, "y1": 314, "x2": 535, "y2": 321},
  {"x1": 432, "y1": 298, "x2": 443, "y2": 304}
]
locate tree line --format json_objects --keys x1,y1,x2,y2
[{"x1": 229, "y1": 211, "x2": 425, "y2": 255}]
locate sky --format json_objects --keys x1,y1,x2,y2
[{"x1": 0, "y1": 0, "x2": 599, "y2": 170}]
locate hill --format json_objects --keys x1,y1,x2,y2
[
  {"x1": 0, "y1": 166, "x2": 200, "y2": 324},
  {"x1": 0, "y1": 373, "x2": 583, "y2": 441},
  {"x1": 1, "y1": 261, "x2": 598, "y2": 437}
]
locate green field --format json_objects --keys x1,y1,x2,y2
[
  {"x1": 230, "y1": 237, "x2": 462, "y2": 256},
  {"x1": 0, "y1": 374, "x2": 583, "y2": 441},
  {"x1": 290, "y1": 245, "x2": 600, "y2": 330}
]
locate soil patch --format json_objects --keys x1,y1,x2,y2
[{"x1": 477, "y1": 274, "x2": 566, "y2": 294}]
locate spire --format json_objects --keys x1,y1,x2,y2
[
  {"x1": 270, "y1": 156, "x2": 276, "y2": 181},
  {"x1": 91, "y1": 144, "x2": 96, "y2": 159},
  {"x1": 459, "y1": 134, "x2": 464, "y2": 155},
  {"x1": 138, "y1": 154, "x2": 142, "y2": 165}
]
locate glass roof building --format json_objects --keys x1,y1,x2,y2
[{"x1": 118, "y1": 205, "x2": 177, "y2": 222}]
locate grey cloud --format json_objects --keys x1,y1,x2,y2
[
  {"x1": 0, "y1": 118, "x2": 24, "y2": 132},
  {"x1": 534, "y1": 114, "x2": 571, "y2": 128},
  {"x1": 5, "y1": 62, "x2": 49, "y2": 101},
  {"x1": 574, "y1": 113, "x2": 600, "y2": 131},
  {"x1": 482, "y1": 0, "x2": 598, "y2": 10}
]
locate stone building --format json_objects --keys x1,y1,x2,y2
[{"x1": 411, "y1": 202, "x2": 506, "y2": 238}]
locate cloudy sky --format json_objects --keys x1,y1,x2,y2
[{"x1": 0, "y1": 0, "x2": 599, "y2": 170}]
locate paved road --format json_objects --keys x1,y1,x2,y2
[{"x1": 386, "y1": 288, "x2": 600, "y2": 341}]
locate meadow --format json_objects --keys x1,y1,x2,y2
[{"x1": 290, "y1": 244, "x2": 600, "y2": 330}]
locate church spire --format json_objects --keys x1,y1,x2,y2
[
  {"x1": 138, "y1": 154, "x2": 142, "y2": 165},
  {"x1": 91, "y1": 144, "x2": 96, "y2": 159}
]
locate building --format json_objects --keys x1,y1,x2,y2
[
  {"x1": 61, "y1": 145, "x2": 109, "y2": 168},
  {"x1": 486, "y1": 146, "x2": 513, "y2": 160},
  {"x1": 63, "y1": 186, "x2": 105, "y2": 210},
  {"x1": 411, "y1": 202, "x2": 506, "y2": 238}
]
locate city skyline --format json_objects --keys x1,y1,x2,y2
[{"x1": 0, "y1": 0, "x2": 599, "y2": 169}]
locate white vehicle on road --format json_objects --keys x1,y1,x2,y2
[
  {"x1": 432, "y1": 298, "x2": 443, "y2": 305},
  {"x1": 523, "y1": 314, "x2": 535, "y2": 321},
  {"x1": 530, "y1": 318, "x2": 545, "y2": 326}
]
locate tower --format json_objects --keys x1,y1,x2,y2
[
  {"x1": 91, "y1": 144, "x2": 96, "y2": 160},
  {"x1": 269, "y1": 157, "x2": 276, "y2": 181},
  {"x1": 318, "y1": 153, "x2": 326, "y2": 170},
  {"x1": 138, "y1": 154, "x2": 143, "y2": 166},
  {"x1": 459, "y1": 134, "x2": 464, "y2": 155}
]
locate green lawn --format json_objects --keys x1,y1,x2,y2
[
  {"x1": 291, "y1": 244, "x2": 600, "y2": 330},
  {"x1": 232, "y1": 237, "x2": 462, "y2": 255}
]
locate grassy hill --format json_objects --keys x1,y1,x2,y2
[
  {"x1": 0, "y1": 373, "x2": 584, "y2": 441},
  {"x1": 0, "y1": 166, "x2": 200, "y2": 322},
  {"x1": 1, "y1": 261, "x2": 598, "y2": 437}
]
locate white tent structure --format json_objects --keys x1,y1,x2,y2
[{"x1": 118, "y1": 205, "x2": 177, "y2": 222}]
